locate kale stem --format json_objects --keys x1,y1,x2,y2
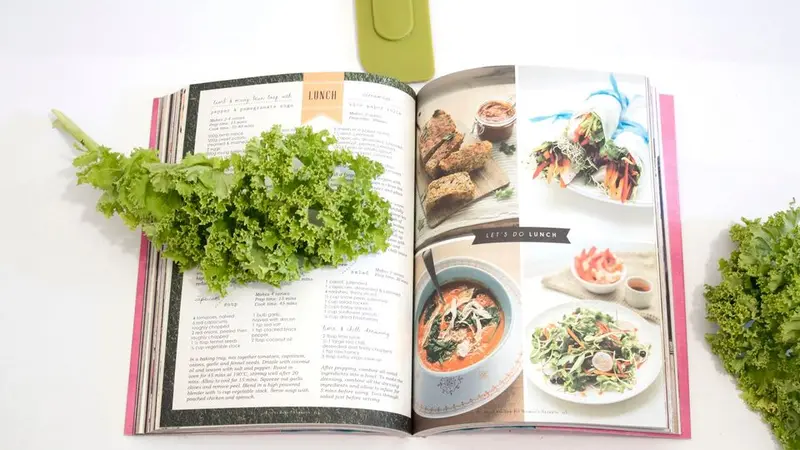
[{"x1": 51, "y1": 109, "x2": 100, "y2": 153}]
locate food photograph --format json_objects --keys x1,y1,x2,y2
[
  {"x1": 520, "y1": 238, "x2": 670, "y2": 430},
  {"x1": 414, "y1": 66, "x2": 519, "y2": 250},
  {"x1": 515, "y1": 66, "x2": 658, "y2": 245},
  {"x1": 412, "y1": 236, "x2": 524, "y2": 431}
]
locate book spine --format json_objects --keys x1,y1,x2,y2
[{"x1": 124, "y1": 97, "x2": 161, "y2": 436}]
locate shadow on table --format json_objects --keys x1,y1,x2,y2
[
  {"x1": 54, "y1": 127, "x2": 143, "y2": 255},
  {"x1": 688, "y1": 225, "x2": 735, "y2": 376}
]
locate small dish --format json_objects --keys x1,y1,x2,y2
[
  {"x1": 624, "y1": 276, "x2": 654, "y2": 309},
  {"x1": 570, "y1": 247, "x2": 626, "y2": 295}
]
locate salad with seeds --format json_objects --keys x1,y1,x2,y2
[{"x1": 530, "y1": 307, "x2": 650, "y2": 394}]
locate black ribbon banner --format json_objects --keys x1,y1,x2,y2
[{"x1": 472, "y1": 227, "x2": 571, "y2": 245}]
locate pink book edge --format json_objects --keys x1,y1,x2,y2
[
  {"x1": 661, "y1": 93, "x2": 692, "y2": 439},
  {"x1": 124, "y1": 98, "x2": 161, "y2": 436},
  {"x1": 539, "y1": 94, "x2": 691, "y2": 439}
]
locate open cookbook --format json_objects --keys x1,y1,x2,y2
[{"x1": 125, "y1": 65, "x2": 691, "y2": 438}]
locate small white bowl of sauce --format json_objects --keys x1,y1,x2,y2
[{"x1": 624, "y1": 276, "x2": 654, "y2": 309}]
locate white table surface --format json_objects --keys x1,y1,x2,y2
[{"x1": 1, "y1": 1, "x2": 798, "y2": 449}]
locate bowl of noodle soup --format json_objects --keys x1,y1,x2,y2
[{"x1": 413, "y1": 257, "x2": 521, "y2": 418}]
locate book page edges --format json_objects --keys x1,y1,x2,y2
[{"x1": 124, "y1": 97, "x2": 161, "y2": 436}]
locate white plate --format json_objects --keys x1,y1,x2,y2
[
  {"x1": 523, "y1": 300, "x2": 663, "y2": 405},
  {"x1": 565, "y1": 180, "x2": 653, "y2": 208},
  {"x1": 564, "y1": 147, "x2": 654, "y2": 208},
  {"x1": 528, "y1": 146, "x2": 654, "y2": 208}
]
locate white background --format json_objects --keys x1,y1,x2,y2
[{"x1": 1, "y1": 1, "x2": 798, "y2": 449}]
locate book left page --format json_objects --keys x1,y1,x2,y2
[{"x1": 154, "y1": 73, "x2": 417, "y2": 433}]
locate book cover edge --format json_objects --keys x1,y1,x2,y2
[
  {"x1": 658, "y1": 94, "x2": 691, "y2": 439},
  {"x1": 124, "y1": 97, "x2": 161, "y2": 436}
]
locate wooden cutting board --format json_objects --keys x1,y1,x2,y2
[{"x1": 415, "y1": 133, "x2": 512, "y2": 229}]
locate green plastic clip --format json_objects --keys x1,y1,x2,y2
[{"x1": 354, "y1": 0, "x2": 435, "y2": 83}]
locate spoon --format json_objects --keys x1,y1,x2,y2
[{"x1": 422, "y1": 248, "x2": 445, "y2": 307}]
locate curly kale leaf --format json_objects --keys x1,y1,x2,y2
[
  {"x1": 705, "y1": 200, "x2": 800, "y2": 449},
  {"x1": 54, "y1": 109, "x2": 392, "y2": 296}
]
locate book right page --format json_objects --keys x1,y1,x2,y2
[{"x1": 411, "y1": 65, "x2": 675, "y2": 435}]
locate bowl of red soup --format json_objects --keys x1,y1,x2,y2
[
  {"x1": 474, "y1": 100, "x2": 516, "y2": 142},
  {"x1": 412, "y1": 257, "x2": 521, "y2": 418}
]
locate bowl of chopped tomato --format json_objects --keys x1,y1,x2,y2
[{"x1": 570, "y1": 247, "x2": 626, "y2": 294}]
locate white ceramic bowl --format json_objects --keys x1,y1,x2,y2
[
  {"x1": 570, "y1": 257, "x2": 627, "y2": 294},
  {"x1": 412, "y1": 257, "x2": 522, "y2": 418},
  {"x1": 623, "y1": 275, "x2": 655, "y2": 309}
]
